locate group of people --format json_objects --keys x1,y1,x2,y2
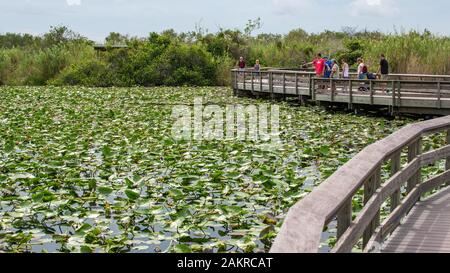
[
  {"x1": 237, "y1": 56, "x2": 261, "y2": 73},
  {"x1": 308, "y1": 53, "x2": 390, "y2": 81},
  {"x1": 236, "y1": 53, "x2": 390, "y2": 81}
]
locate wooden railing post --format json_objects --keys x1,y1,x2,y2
[
  {"x1": 337, "y1": 199, "x2": 352, "y2": 239},
  {"x1": 251, "y1": 71, "x2": 254, "y2": 93},
  {"x1": 269, "y1": 72, "x2": 274, "y2": 100},
  {"x1": 349, "y1": 80, "x2": 353, "y2": 110},
  {"x1": 370, "y1": 80, "x2": 374, "y2": 105},
  {"x1": 363, "y1": 167, "x2": 381, "y2": 248},
  {"x1": 260, "y1": 72, "x2": 263, "y2": 92},
  {"x1": 243, "y1": 71, "x2": 246, "y2": 91},
  {"x1": 407, "y1": 138, "x2": 422, "y2": 193},
  {"x1": 446, "y1": 129, "x2": 450, "y2": 186},
  {"x1": 390, "y1": 152, "x2": 402, "y2": 212},
  {"x1": 233, "y1": 70, "x2": 238, "y2": 96},
  {"x1": 283, "y1": 72, "x2": 286, "y2": 99},
  {"x1": 391, "y1": 81, "x2": 396, "y2": 114},
  {"x1": 311, "y1": 78, "x2": 316, "y2": 101},
  {"x1": 438, "y1": 82, "x2": 442, "y2": 109},
  {"x1": 308, "y1": 74, "x2": 313, "y2": 97},
  {"x1": 330, "y1": 78, "x2": 335, "y2": 102}
]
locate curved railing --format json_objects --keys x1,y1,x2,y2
[{"x1": 270, "y1": 115, "x2": 450, "y2": 253}]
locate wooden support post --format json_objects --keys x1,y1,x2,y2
[
  {"x1": 330, "y1": 78, "x2": 334, "y2": 102},
  {"x1": 363, "y1": 167, "x2": 381, "y2": 248},
  {"x1": 233, "y1": 70, "x2": 238, "y2": 96},
  {"x1": 390, "y1": 152, "x2": 402, "y2": 212},
  {"x1": 283, "y1": 73, "x2": 286, "y2": 100},
  {"x1": 311, "y1": 78, "x2": 316, "y2": 101},
  {"x1": 243, "y1": 71, "x2": 246, "y2": 91},
  {"x1": 349, "y1": 80, "x2": 353, "y2": 110},
  {"x1": 308, "y1": 74, "x2": 313, "y2": 97},
  {"x1": 260, "y1": 72, "x2": 263, "y2": 92},
  {"x1": 295, "y1": 73, "x2": 299, "y2": 98},
  {"x1": 251, "y1": 72, "x2": 254, "y2": 93},
  {"x1": 438, "y1": 82, "x2": 442, "y2": 109},
  {"x1": 391, "y1": 81, "x2": 396, "y2": 110},
  {"x1": 269, "y1": 72, "x2": 274, "y2": 100},
  {"x1": 407, "y1": 138, "x2": 422, "y2": 193},
  {"x1": 446, "y1": 129, "x2": 450, "y2": 186},
  {"x1": 337, "y1": 199, "x2": 352, "y2": 240},
  {"x1": 370, "y1": 80, "x2": 374, "y2": 105}
]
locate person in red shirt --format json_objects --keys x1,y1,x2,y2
[
  {"x1": 307, "y1": 53, "x2": 325, "y2": 77},
  {"x1": 237, "y1": 56, "x2": 246, "y2": 71}
]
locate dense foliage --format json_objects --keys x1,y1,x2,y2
[{"x1": 1, "y1": 25, "x2": 450, "y2": 87}]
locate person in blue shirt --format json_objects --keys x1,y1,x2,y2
[{"x1": 324, "y1": 57, "x2": 333, "y2": 78}]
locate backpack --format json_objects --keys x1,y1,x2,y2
[
  {"x1": 367, "y1": 73, "x2": 377, "y2": 80},
  {"x1": 362, "y1": 65, "x2": 368, "y2": 74}
]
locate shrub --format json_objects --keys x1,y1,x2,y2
[{"x1": 49, "y1": 59, "x2": 112, "y2": 87}]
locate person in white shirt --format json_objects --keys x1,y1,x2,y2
[
  {"x1": 341, "y1": 59, "x2": 350, "y2": 79},
  {"x1": 357, "y1": 57, "x2": 367, "y2": 79},
  {"x1": 341, "y1": 59, "x2": 350, "y2": 91}
]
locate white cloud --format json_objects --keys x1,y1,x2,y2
[
  {"x1": 272, "y1": 0, "x2": 314, "y2": 15},
  {"x1": 66, "y1": 0, "x2": 82, "y2": 6},
  {"x1": 350, "y1": 0, "x2": 399, "y2": 17}
]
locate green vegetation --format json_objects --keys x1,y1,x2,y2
[
  {"x1": 0, "y1": 86, "x2": 416, "y2": 253},
  {"x1": 1, "y1": 25, "x2": 449, "y2": 87}
]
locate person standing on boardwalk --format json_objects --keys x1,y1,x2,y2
[
  {"x1": 254, "y1": 59, "x2": 261, "y2": 73},
  {"x1": 341, "y1": 59, "x2": 350, "y2": 79},
  {"x1": 307, "y1": 53, "x2": 325, "y2": 77},
  {"x1": 377, "y1": 54, "x2": 389, "y2": 79},
  {"x1": 331, "y1": 59, "x2": 340, "y2": 79},
  {"x1": 330, "y1": 59, "x2": 340, "y2": 92},
  {"x1": 253, "y1": 59, "x2": 261, "y2": 80},
  {"x1": 237, "y1": 56, "x2": 246, "y2": 72},
  {"x1": 377, "y1": 54, "x2": 390, "y2": 93},
  {"x1": 307, "y1": 53, "x2": 326, "y2": 89},
  {"x1": 324, "y1": 57, "x2": 333, "y2": 79},
  {"x1": 341, "y1": 59, "x2": 350, "y2": 91},
  {"x1": 357, "y1": 58, "x2": 368, "y2": 79}
]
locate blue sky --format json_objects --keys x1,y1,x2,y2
[{"x1": 1, "y1": 0, "x2": 449, "y2": 41}]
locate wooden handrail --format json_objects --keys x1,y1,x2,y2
[
  {"x1": 231, "y1": 69, "x2": 450, "y2": 81},
  {"x1": 270, "y1": 115, "x2": 450, "y2": 253}
]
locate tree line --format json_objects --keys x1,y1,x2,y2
[{"x1": 1, "y1": 24, "x2": 449, "y2": 87}]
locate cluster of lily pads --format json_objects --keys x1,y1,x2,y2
[{"x1": 0, "y1": 86, "x2": 414, "y2": 253}]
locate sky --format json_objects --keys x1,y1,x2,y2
[{"x1": 1, "y1": 0, "x2": 449, "y2": 42}]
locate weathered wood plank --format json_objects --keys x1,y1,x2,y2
[
  {"x1": 337, "y1": 199, "x2": 352, "y2": 240},
  {"x1": 390, "y1": 152, "x2": 402, "y2": 212},
  {"x1": 332, "y1": 158, "x2": 421, "y2": 253},
  {"x1": 382, "y1": 186, "x2": 450, "y2": 253},
  {"x1": 363, "y1": 168, "x2": 381, "y2": 248},
  {"x1": 407, "y1": 139, "x2": 421, "y2": 193}
]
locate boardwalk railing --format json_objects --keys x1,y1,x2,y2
[
  {"x1": 232, "y1": 69, "x2": 450, "y2": 115},
  {"x1": 270, "y1": 115, "x2": 450, "y2": 253}
]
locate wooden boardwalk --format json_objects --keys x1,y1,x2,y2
[
  {"x1": 232, "y1": 69, "x2": 450, "y2": 115},
  {"x1": 267, "y1": 112, "x2": 450, "y2": 253},
  {"x1": 382, "y1": 187, "x2": 450, "y2": 253},
  {"x1": 232, "y1": 69, "x2": 450, "y2": 253}
]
